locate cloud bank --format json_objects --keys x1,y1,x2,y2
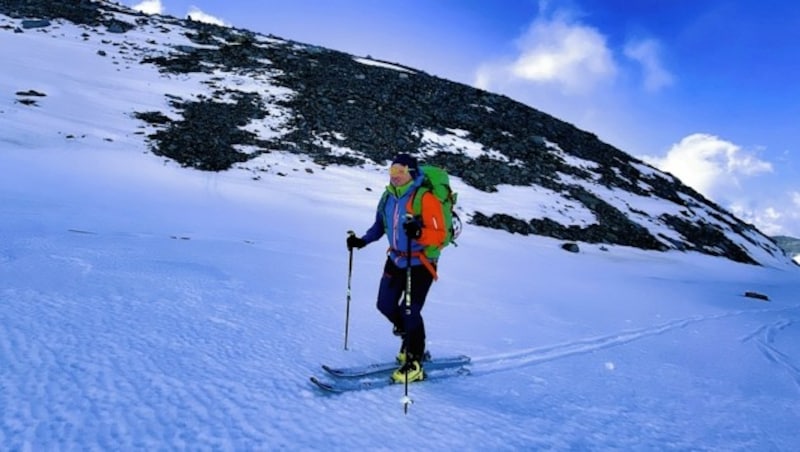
[
  {"x1": 187, "y1": 7, "x2": 227, "y2": 26},
  {"x1": 509, "y1": 14, "x2": 616, "y2": 93},
  {"x1": 475, "y1": 8, "x2": 672, "y2": 96},
  {"x1": 476, "y1": 12, "x2": 616, "y2": 94},
  {"x1": 734, "y1": 192, "x2": 800, "y2": 237},
  {"x1": 130, "y1": 2, "x2": 226, "y2": 27},
  {"x1": 640, "y1": 133, "x2": 800, "y2": 236},
  {"x1": 131, "y1": 0, "x2": 163, "y2": 15},
  {"x1": 644, "y1": 133, "x2": 772, "y2": 201}
]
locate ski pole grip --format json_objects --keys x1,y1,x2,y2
[{"x1": 347, "y1": 230, "x2": 355, "y2": 237}]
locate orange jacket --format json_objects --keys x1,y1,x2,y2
[{"x1": 408, "y1": 191, "x2": 446, "y2": 251}]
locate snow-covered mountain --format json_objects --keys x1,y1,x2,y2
[
  {"x1": 0, "y1": 0, "x2": 793, "y2": 267},
  {"x1": 773, "y1": 236, "x2": 800, "y2": 264},
  {"x1": 3, "y1": 1, "x2": 800, "y2": 450}
]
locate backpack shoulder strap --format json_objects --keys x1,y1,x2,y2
[{"x1": 410, "y1": 186, "x2": 429, "y2": 217}]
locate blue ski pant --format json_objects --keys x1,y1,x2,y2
[{"x1": 375, "y1": 257, "x2": 434, "y2": 360}]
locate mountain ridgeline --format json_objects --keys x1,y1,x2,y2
[{"x1": 1, "y1": 0, "x2": 791, "y2": 266}]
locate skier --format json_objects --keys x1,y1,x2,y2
[{"x1": 346, "y1": 153, "x2": 446, "y2": 383}]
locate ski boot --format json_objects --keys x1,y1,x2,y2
[
  {"x1": 391, "y1": 358, "x2": 425, "y2": 384},
  {"x1": 397, "y1": 346, "x2": 431, "y2": 365}
]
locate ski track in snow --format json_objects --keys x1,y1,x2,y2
[
  {"x1": 470, "y1": 306, "x2": 800, "y2": 382},
  {"x1": 309, "y1": 306, "x2": 800, "y2": 397},
  {"x1": 742, "y1": 318, "x2": 800, "y2": 389}
]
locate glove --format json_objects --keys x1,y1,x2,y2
[
  {"x1": 347, "y1": 235, "x2": 367, "y2": 250},
  {"x1": 403, "y1": 218, "x2": 422, "y2": 239}
]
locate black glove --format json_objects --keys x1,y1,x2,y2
[
  {"x1": 347, "y1": 235, "x2": 367, "y2": 250},
  {"x1": 403, "y1": 218, "x2": 422, "y2": 239}
]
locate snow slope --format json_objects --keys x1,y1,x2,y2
[
  {"x1": 2, "y1": 142, "x2": 800, "y2": 450},
  {"x1": 2, "y1": 8, "x2": 800, "y2": 451}
]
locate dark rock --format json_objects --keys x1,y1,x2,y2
[
  {"x1": 16, "y1": 90, "x2": 46, "y2": 97},
  {"x1": 106, "y1": 19, "x2": 134, "y2": 34},
  {"x1": 561, "y1": 243, "x2": 580, "y2": 253},
  {"x1": 744, "y1": 291, "x2": 769, "y2": 301},
  {"x1": 21, "y1": 19, "x2": 50, "y2": 29}
]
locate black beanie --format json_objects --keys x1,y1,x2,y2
[{"x1": 391, "y1": 153, "x2": 419, "y2": 177}]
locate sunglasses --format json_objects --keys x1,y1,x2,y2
[{"x1": 389, "y1": 165, "x2": 409, "y2": 176}]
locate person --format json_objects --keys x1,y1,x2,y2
[{"x1": 346, "y1": 153, "x2": 446, "y2": 383}]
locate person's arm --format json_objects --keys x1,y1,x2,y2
[{"x1": 361, "y1": 209, "x2": 385, "y2": 244}]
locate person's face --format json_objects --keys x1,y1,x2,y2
[{"x1": 389, "y1": 164, "x2": 413, "y2": 187}]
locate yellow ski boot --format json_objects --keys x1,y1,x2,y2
[{"x1": 391, "y1": 359, "x2": 425, "y2": 384}]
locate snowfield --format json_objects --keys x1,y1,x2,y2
[{"x1": 1, "y1": 146, "x2": 799, "y2": 450}]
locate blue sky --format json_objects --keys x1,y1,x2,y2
[{"x1": 127, "y1": 0, "x2": 800, "y2": 237}]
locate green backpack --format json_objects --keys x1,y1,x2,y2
[{"x1": 415, "y1": 165, "x2": 460, "y2": 254}]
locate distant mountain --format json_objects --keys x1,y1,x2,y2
[
  {"x1": 772, "y1": 236, "x2": 800, "y2": 259},
  {"x1": 0, "y1": 0, "x2": 792, "y2": 267}
]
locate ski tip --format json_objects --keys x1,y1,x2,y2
[
  {"x1": 310, "y1": 376, "x2": 348, "y2": 394},
  {"x1": 310, "y1": 376, "x2": 334, "y2": 392},
  {"x1": 321, "y1": 364, "x2": 343, "y2": 376}
]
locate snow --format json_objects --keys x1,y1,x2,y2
[
  {"x1": 419, "y1": 128, "x2": 513, "y2": 164},
  {"x1": 4, "y1": 147, "x2": 800, "y2": 450},
  {"x1": 2, "y1": 10, "x2": 800, "y2": 450},
  {"x1": 353, "y1": 56, "x2": 416, "y2": 74}
]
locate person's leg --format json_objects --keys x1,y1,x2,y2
[
  {"x1": 376, "y1": 258, "x2": 404, "y2": 331},
  {"x1": 402, "y1": 265, "x2": 434, "y2": 360}
]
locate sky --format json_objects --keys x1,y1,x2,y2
[
  {"x1": 127, "y1": 0, "x2": 800, "y2": 238},
  {"x1": 3, "y1": 7, "x2": 800, "y2": 448}
]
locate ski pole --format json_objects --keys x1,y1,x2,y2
[
  {"x1": 344, "y1": 230, "x2": 355, "y2": 351},
  {"x1": 403, "y1": 216, "x2": 413, "y2": 414}
]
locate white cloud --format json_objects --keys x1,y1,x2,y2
[
  {"x1": 512, "y1": 17, "x2": 616, "y2": 93},
  {"x1": 642, "y1": 133, "x2": 772, "y2": 201},
  {"x1": 131, "y1": 0, "x2": 164, "y2": 15},
  {"x1": 642, "y1": 134, "x2": 800, "y2": 236},
  {"x1": 475, "y1": 11, "x2": 616, "y2": 94},
  {"x1": 624, "y1": 38, "x2": 674, "y2": 92},
  {"x1": 730, "y1": 203, "x2": 784, "y2": 236},
  {"x1": 187, "y1": 7, "x2": 227, "y2": 26},
  {"x1": 729, "y1": 197, "x2": 800, "y2": 238}
]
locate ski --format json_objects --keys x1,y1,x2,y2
[
  {"x1": 310, "y1": 365, "x2": 470, "y2": 393},
  {"x1": 321, "y1": 354, "x2": 470, "y2": 379}
]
